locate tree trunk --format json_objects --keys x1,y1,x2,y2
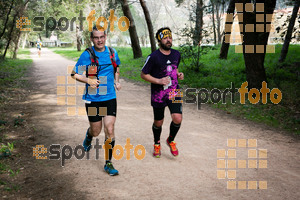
[
  {"x1": 219, "y1": 0, "x2": 235, "y2": 59},
  {"x1": 212, "y1": 2, "x2": 217, "y2": 45},
  {"x1": 216, "y1": 2, "x2": 221, "y2": 44},
  {"x1": 22, "y1": 32, "x2": 28, "y2": 49},
  {"x1": 139, "y1": 0, "x2": 156, "y2": 52},
  {"x1": 241, "y1": 0, "x2": 277, "y2": 89},
  {"x1": 38, "y1": 33, "x2": 42, "y2": 42},
  {"x1": 13, "y1": 30, "x2": 22, "y2": 59},
  {"x1": 2, "y1": 14, "x2": 17, "y2": 59},
  {"x1": 222, "y1": 0, "x2": 225, "y2": 14},
  {"x1": 84, "y1": 30, "x2": 92, "y2": 48},
  {"x1": 0, "y1": 0, "x2": 14, "y2": 40},
  {"x1": 76, "y1": 24, "x2": 81, "y2": 51},
  {"x1": 194, "y1": 0, "x2": 203, "y2": 46},
  {"x1": 121, "y1": 0, "x2": 142, "y2": 58},
  {"x1": 12, "y1": 0, "x2": 29, "y2": 59},
  {"x1": 279, "y1": 0, "x2": 299, "y2": 63}
]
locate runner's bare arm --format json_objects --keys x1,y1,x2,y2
[
  {"x1": 140, "y1": 72, "x2": 170, "y2": 85},
  {"x1": 114, "y1": 67, "x2": 121, "y2": 91},
  {"x1": 71, "y1": 70, "x2": 100, "y2": 88}
]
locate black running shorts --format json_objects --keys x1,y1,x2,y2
[
  {"x1": 85, "y1": 98, "x2": 117, "y2": 122},
  {"x1": 153, "y1": 100, "x2": 182, "y2": 121}
]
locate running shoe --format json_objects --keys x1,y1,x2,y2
[
  {"x1": 104, "y1": 162, "x2": 119, "y2": 176},
  {"x1": 83, "y1": 128, "x2": 92, "y2": 152},
  {"x1": 166, "y1": 138, "x2": 179, "y2": 156},
  {"x1": 153, "y1": 144, "x2": 161, "y2": 158}
]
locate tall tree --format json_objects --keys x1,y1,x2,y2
[
  {"x1": 1, "y1": 0, "x2": 30, "y2": 59},
  {"x1": 210, "y1": 0, "x2": 224, "y2": 45},
  {"x1": 240, "y1": 0, "x2": 277, "y2": 89},
  {"x1": 279, "y1": 0, "x2": 299, "y2": 63},
  {"x1": 66, "y1": 0, "x2": 86, "y2": 51},
  {"x1": 0, "y1": 0, "x2": 14, "y2": 40},
  {"x1": 139, "y1": 0, "x2": 156, "y2": 52},
  {"x1": 212, "y1": 1, "x2": 217, "y2": 45},
  {"x1": 215, "y1": 1, "x2": 221, "y2": 44},
  {"x1": 219, "y1": 0, "x2": 235, "y2": 59},
  {"x1": 13, "y1": 0, "x2": 30, "y2": 59},
  {"x1": 76, "y1": 24, "x2": 82, "y2": 51},
  {"x1": 193, "y1": 0, "x2": 204, "y2": 45},
  {"x1": 2, "y1": 14, "x2": 17, "y2": 59},
  {"x1": 120, "y1": 0, "x2": 142, "y2": 58}
]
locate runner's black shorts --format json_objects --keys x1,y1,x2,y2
[
  {"x1": 85, "y1": 98, "x2": 117, "y2": 122},
  {"x1": 153, "y1": 100, "x2": 182, "y2": 121}
]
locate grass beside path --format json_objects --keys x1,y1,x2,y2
[
  {"x1": 51, "y1": 47, "x2": 84, "y2": 61},
  {"x1": 51, "y1": 45, "x2": 300, "y2": 135},
  {"x1": 0, "y1": 49, "x2": 33, "y2": 194},
  {"x1": 0, "y1": 49, "x2": 32, "y2": 103}
]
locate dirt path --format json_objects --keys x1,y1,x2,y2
[{"x1": 14, "y1": 48, "x2": 300, "y2": 199}]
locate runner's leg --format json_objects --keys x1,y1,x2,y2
[
  {"x1": 103, "y1": 116, "x2": 116, "y2": 162},
  {"x1": 169, "y1": 113, "x2": 182, "y2": 141},
  {"x1": 166, "y1": 102, "x2": 182, "y2": 156},
  {"x1": 152, "y1": 107, "x2": 165, "y2": 157},
  {"x1": 153, "y1": 107, "x2": 165, "y2": 144},
  {"x1": 83, "y1": 102, "x2": 103, "y2": 151},
  {"x1": 89, "y1": 121, "x2": 102, "y2": 137},
  {"x1": 168, "y1": 102, "x2": 182, "y2": 142},
  {"x1": 103, "y1": 98, "x2": 117, "y2": 165},
  {"x1": 103, "y1": 115, "x2": 119, "y2": 175}
]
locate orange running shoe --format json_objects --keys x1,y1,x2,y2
[
  {"x1": 153, "y1": 144, "x2": 161, "y2": 158},
  {"x1": 166, "y1": 138, "x2": 179, "y2": 156}
]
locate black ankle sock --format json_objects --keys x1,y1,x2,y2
[
  {"x1": 152, "y1": 124, "x2": 162, "y2": 144},
  {"x1": 168, "y1": 122, "x2": 181, "y2": 142},
  {"x1": 87, "y1": 128, "x2": 93, "y2": 139},
  {"x1": 105, "y1": 138, "x2": 115, "y2": 163}
]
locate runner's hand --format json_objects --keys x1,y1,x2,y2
[
  {"x1": 115, "y1": 82, "x2": 121, "y2": 91},
  {"x1": 159, "y1": 77, "x2": 170, "y2": 85},
  {"x1": 87, "y1": 78, "x2": 100, "y2": 88},
  {"x1": 178, "y1": 72, "x2": 184, "y2": 80}
]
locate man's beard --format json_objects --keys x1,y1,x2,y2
[{"x1": 160, "y1": 42, "x2": 172, "y2": 50}]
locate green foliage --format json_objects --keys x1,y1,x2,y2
[
  {"x1": 179, "y1": 45, "x2": 204, "y2": 72},
  {"x1": 0, "y1": 142, "x2": 14, "y2": 153},
  {"x1": 0, "y1": 142, "x2": 14, "y2": 159},
  {"x1": 0, "y1": 163, "x2": 9, "y2": 173},
  {"x1": 213, "y1": 101, "x2": 297, "y2": 132},
  {"x1": 180, "y1": 45, "x2": 246, "y2": 89},
  {"x1": 0, "y1": 49, "x2": 32, "y2": 91},
  {"x1": 51, "y1": 47, "x2": 84, "y2": 60},
  {"x1": 205, "y1": 45, "x2": 299, "y2": 134},
  {"x1": 0, "y1": 49, "x2": 31, "y2": 162},
  {"x1": 14, "y1": 116, "x2": 24, "y2": 127},
  {"x1": 0, "y1": 163, "x2": 21, "y2": 191},
  {"x1": 0, "y1": 48, "x2": 26, "y2": 194},
  {"x1": 114, "y1": 47, "x2": 151, "y2": 81},
  {"x1": 2, "y1": 182, "x2": 21, "y2": 192},
  {"x1": 8, "y1": 168, "x2": 20, "y2": 177}
]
